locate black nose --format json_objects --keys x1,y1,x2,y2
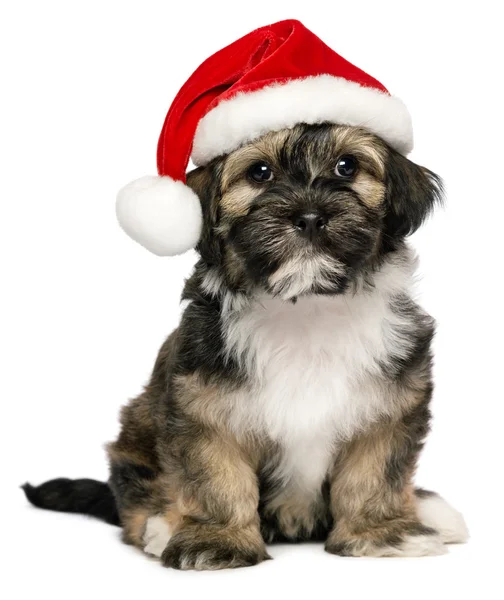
[{"x1": 291, "y1": 212, "x2": 328, "y2": 240}]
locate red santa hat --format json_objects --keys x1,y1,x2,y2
[{"x1": 116, "y1": 19, "x2": 413, "y2": 256}]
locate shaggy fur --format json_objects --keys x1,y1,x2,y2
[{"x1": 23, "y1": 123, "x2": 467, "y2": 570}]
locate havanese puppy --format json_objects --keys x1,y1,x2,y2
[
  {"x1": 23, "y1": 19, "x2": 469, "y2": 570},
  {"x1": 23, "y1": 122, "x2": 468, "y2": 569}
]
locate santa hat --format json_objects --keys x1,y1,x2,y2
[{"x1": 116, "y1": 19, "x2": 413, "y2": 256}]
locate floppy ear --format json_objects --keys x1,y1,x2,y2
[
  {"x1": 384, "y1": 149, "x2": 443, "y2": 238},
  {"x1": 186, "y1": 163, "x2": 223, "y2": 264}
]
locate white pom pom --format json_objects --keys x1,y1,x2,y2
[{"x1": 116, "y1": 176, "x2": 202, "y2": 256}]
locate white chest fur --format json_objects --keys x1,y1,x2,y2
[{"x1": 222, "y1": 256, "x2": 417, "y2": 493}]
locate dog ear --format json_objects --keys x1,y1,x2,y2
[
  {"x1": 186, "y1": 163, "x2": 223, "y2": 264},
  {"x1": 384, "y1": 149, "x2": 443, "y2": 238}
]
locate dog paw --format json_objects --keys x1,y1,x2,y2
[
  {"x1": 389, "y1": 533, "x2": 447, "y2": 557},
  {"x1": 326, "y1": 529, "x2": 447, "y2": 558},
  {"x1": 161, "y1": 526, "x2": 270, "y2": 570}
]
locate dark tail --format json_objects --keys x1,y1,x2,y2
[{"x1": 22, "y1": 478, "x2": 120, "y2": 526}]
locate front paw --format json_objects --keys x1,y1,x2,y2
[
  {"x1": 161, "y1": 524, "x2": 270, "y2": 570},
  {"x1": 326, "y1": 524, "x2": 447, "y2": 558}
]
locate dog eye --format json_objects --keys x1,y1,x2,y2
[
  {"x1": 335, "y1": 155, "x2": 358, "y2": 178},
  {"x1": 248, "y1": 162, "x2": 274, "y2": 183}
]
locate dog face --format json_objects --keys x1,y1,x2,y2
[{"x1": 188, "y1": 123, "x2": 441, "y2": 299}]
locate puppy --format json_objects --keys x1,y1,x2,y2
[{"x1": 23, "y1": 123, "x2": 468, "y2": 569}]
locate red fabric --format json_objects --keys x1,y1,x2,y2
[{"x1": 157, "y1": 19, "x2": 389, "y2": 182}]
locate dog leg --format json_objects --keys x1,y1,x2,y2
[
  {"x1": 326, "y1": 398, "x2": 446, "y2": 557},
  {"x1": 160, "y1": 431, "x2": 269, "y2": 570}
]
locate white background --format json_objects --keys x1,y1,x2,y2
[{"x1": 1, "y1": 1, "x2": 503, "y2": 598}]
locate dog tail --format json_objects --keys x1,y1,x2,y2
[{"x1": 22, "y1": 478, "x2": 120, "y2": 526}]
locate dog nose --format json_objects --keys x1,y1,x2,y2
[{"x1": 291, "y1": 212, "x2": 328, "y2": 240}]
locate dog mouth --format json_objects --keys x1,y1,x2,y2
[{"x1": 229, "y1": 204, "x2": 376, "y2": 300}]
